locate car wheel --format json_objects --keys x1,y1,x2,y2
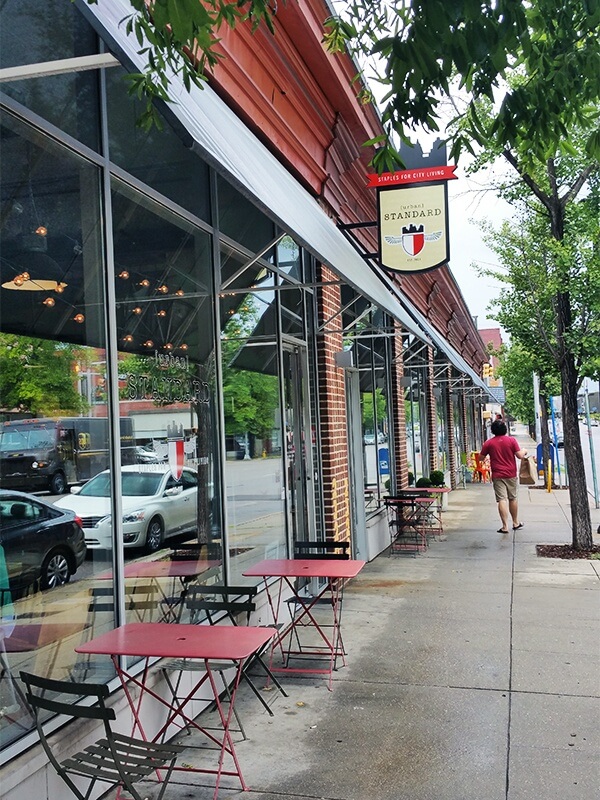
[
  {"x1": 40, "y1": 549, "x2": 71, "y2": 590},
  {"x1": 49, "y1": 471, "x2": 67, "y2": 495},
  {"x1": 145, "y1": 517, "x2": 164, "y2": 553}
]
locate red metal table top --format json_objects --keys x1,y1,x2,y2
[
  {"x1": 3, "y1": 622, "x2": 85, "y2": 652},
  {"x1": 243, "y1": 558, "x2": 365, "y2": 580},
  {"x1": 97, "y1": 559, "x2": 220, "y2": 580},
  {"x1": 75, "y1": 622, "x2": 274, "y2": 660}
]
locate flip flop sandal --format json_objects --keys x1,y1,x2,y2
[
  {"x1": 513, "y1": 523, "x2": 524, "y2": 530},
  {"x1": 497, "y1": 528, "x2": 509, "y2": 533}
]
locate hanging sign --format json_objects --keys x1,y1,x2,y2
[{"x1": 369, "y1": 165, "x2": 457, "y2": 274}]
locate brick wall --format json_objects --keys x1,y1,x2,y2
[
  {"x1": 317, "y1": 264, "x2": 351, "y2": 542},
  {"x1": 391, "y1": 324, "x2": 409, "y2": 490}
]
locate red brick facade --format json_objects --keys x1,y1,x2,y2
[{"x1": 317, "y1": 264, "x2": 351, "y2": 542}]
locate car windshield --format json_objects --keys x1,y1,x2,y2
[
  {"x1": 78, "y1": 471, "x2": 164, "y2": 497},
  {"x1": 0, "y1": 426, "x2": 55, "y2": 452}
]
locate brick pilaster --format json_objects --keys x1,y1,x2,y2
[{"x1": 317, "y1": 264, "x2": 350, "y2": 542}]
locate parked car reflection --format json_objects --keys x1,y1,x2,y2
[
  {"x1": 135, "y1": 444, "x2": 167, "y2": 464},
  {"x1": 0, "y1": 489, "x2": 86, "y2": 594},
  {"x1": 55, "y1": 465, "x2": 198, "y2": 553}
]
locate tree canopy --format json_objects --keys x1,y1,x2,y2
[
  {"x1": 324, "y1": 0, "x2": 600, "y2": 169},
  {"x1": 0, "y1": 335, "x2": 85, "y2": 417}
]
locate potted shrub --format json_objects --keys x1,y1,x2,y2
[
  {"x1": 415, "y1": 476, "x2": 432, "y2": 489},
  {"x1": 429, "y1": 470, "x2": 445, "y2": 487},
  {"x1": 428, "y1": 470, "x2": 450, "y2": 510}
]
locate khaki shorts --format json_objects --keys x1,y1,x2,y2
[{"x1": 493, "y1": 477, "x2": 518, "y2": 502}]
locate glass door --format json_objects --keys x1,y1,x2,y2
[{"x1": 282, "y1": 343, "x2": 314, "y2": 546}]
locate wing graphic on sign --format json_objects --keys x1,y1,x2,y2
[{"x1": 384, "y1": 231, "x2": 442, "y2": 245}]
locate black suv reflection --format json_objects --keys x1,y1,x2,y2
[{"x1": 0, "y1": 489, "x2": 86, "y2": 594}]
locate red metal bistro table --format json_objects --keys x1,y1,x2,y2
[
  {"x1": 242, "y1": 558, "x2": 365, "y2": 690},
  {"x1": 76, "y1": 621, "x2": 274, "y2": 799},
  {"x1": 96, "y1": 559, "x2": 220, "y2": 622}
]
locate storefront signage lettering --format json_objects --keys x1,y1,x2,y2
[
  {"x1": 124, "y1": 353, "x2": 210, "y2": 404},
  {"x1": 154, "y1": 351, "x2": 190, "y2": 371},
  {"x1": 366, "y1": 165, "x2": 457, "y2": 187}
]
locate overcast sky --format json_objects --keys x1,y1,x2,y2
[{"x1": 445, "y1": 164, "x2": 512, "y2": 330}]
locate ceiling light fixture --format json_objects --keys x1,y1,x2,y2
[{"x1": 1, "y1": 234, "x2": 67, "y2": 292}]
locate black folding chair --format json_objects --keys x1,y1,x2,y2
[
  {"x1": 293, "y1": 540, "x2": 351, "y2": 559},
  {"x1": 290, "y1": 540, "x2": 351, "y2": 663},
  {"x1": 20, "y1": 671, "x2": 183, "y2": 800},
  {"x1": 163, "y1": 585, "x2": 287, "y2": 739}
]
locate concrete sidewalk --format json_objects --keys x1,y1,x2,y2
[{"x1": 145, "y1": 426, "x2": 600, "y2": 800}]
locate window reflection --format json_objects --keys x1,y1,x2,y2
[
  {"x1": 0, "y1": 117, "x2": 114, "y2": 746},
  {"x1": 1, "y1": 0, "x2": 100, "y2": 150},
  {"x1": 111, "y1": 179, "x2": 222, "y2": 567},
  {"x1": 220, "y1": 269, "x2": 286, "y2": 582}
]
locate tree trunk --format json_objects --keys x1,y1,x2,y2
[{"x1": 559, "y1": 340, "x2": 593, "y2": 550}]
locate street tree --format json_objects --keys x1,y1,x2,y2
[
  {"x1": 479, "y1": 162, "x2": 599, "y2": 545},
  {"x1": 0, "y1": 334, "x2": 85, "y2": 416}
]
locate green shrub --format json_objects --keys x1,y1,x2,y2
[
  {"x1": 429, "y1": 470, "x2": 445, "y2": 486},
  {"x1": 408, "y1": 471, "x2": 415, "y2": 486},
  {"x1": 415, "y1": 476, "x2": 432, "y2": 488}
]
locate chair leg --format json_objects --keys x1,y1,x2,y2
[{"x1": 248, "y1": 650, "x2": 289, "y2": 698}]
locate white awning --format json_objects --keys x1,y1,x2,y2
[{"x1": 83, "y1": 0, "x2": 430, "y2": 342}]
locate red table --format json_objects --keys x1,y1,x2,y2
[
  {"x1": 76, "y1": 621, "x2": 274, "y2": 799},
  {"x1": 384, "y1": 496, "x2": 435, "y2": 552},
  {"x1": 390, "y1": 487, "x2": 451, "y2": 536},
  {"x1": 242, "y1": 558, "x2": 365, "y2": 690},
  {"x1": 97, "y1": 559, "x2": 220, "y2": 622}
]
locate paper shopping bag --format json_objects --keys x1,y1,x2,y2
[{"x1": 519, "y1": 456, "x2": 537, "y2": 485}]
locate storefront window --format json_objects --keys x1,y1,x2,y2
[
  {"x1": 217, "y1": 174, "x2": 276, "y2": 255},
  {"x1": 405, "y1": 373, "x2": 422, "y2": 483},
  {"x1": 0, "y1": 0, "x2": 100, "y2": 151},
  {"x1": 111, "y1": 178, "x2": 222, "y2": 573},
  {"x1": 0, "y1": 113, "x2": 114, "y2": 747},
  {"x1": 106, "y1": 67, "x2": 211, "y2": 223},
  {"x1": 219, "y1": 255, "x2": 286, "y2": 581}
]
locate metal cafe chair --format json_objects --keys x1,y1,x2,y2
[
  {"x1": 20, "y1": 671, "x2": 183, "y2": 800},
  {"x1": 289, "y1": 540, "x2": 351, "y2": 664},
  {"x1": 162, "y1": 585, "x2": 287, "y2": 740},
  {"x1": 293, "y1": 539, "x2": 351, "y2": 559}
]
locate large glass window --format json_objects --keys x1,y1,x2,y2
[
  {"x1": 106, "y1": 67, "x2": 211, "y2": 222},
  {"x1": 111, "y1": 178, "x2": 222, "y2": 570},
  {"x1": 0, "y1": 0, "x2": 100, "y2": 150},
  {"x1": 0, "y1": 113, "x2": 114, "y2": 747},
  {"x1": 219, "y1": 252, "x2": 286, "y2": 582}
]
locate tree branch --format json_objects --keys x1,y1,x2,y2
[{"x1": 502, "y1": 149, "x2": 551, "y2": 210}]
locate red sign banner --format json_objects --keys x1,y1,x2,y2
[{"x1": 367, "y1": 165, "x2": 457, "y2": 188}]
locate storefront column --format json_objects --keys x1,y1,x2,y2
[
  {"x1": 317, "y1": 264, "x2": 351, "y2": 542},
  {"x1": 391, "y1": 323, "x2": 408, "y2": 490},
  {"x1": 426, "y1": 347, "x2": 438, "y2": 474},
  {"x1": 445, "y1": 366, "x2": 457, "y2": 489}
]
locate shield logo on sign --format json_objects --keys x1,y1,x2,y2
[
  {"x1": 401, "y1": 224, "x2": 425, "y2": 256},
  {"x1": 167, "y1": 422, "x2": 185, "y2": 480},
  {"x1": 168, "y1": 436, "x2": 185, "y2": 480}
]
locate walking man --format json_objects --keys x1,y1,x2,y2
[{"x1": 479, "y1": 419, "x2": 527, "y2": 533}]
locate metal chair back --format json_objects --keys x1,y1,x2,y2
[{"x1": 20, "y1": 671, "x2": 183, "y2": 800}]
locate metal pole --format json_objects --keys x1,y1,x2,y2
[
  {"x1": 549, "y1": 396, "x2": 562, "y2": 488},
  {"x1": 584, "y1": 388, "x2": 599, "y2": 508},
  {"x1": 533, "y1": 372, "x2": 542, "y2": 443}
]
